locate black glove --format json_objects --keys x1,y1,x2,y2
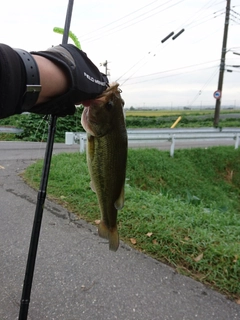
[{"x1": 29, "y1": 44, "x2": 109, "y2": 116}]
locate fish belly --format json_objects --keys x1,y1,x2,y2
[{"x1": 87, "y1": 130, "x2": 127, "y2": 251}]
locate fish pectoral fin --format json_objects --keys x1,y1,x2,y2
[
  {"x1": 98, "y1": 221, "x2": 119, "y2": 252},
  {"x1": 114, "y1": 185, "x2": 125, "y2": 210},
  {"x1": 90, "y1": 181, "x2": 96, "y2": 193}
]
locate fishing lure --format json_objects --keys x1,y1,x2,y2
[{"x1": 53, "y1": 27, "x2": 81, "y2": 49}]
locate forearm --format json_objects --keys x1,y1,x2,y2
[
  {"x1": 0, "y1": 43, "x2": 108, "y2": 119},
  {"x1": 32, "y1": 55, "x2": 70, "y2": 104}
]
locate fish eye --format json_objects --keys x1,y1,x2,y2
[{"x1": 105, "y1": 101, "x2": 113, "y2": 111}]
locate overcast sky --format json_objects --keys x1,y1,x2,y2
[{"x1": 1, "y1": 0, "x2": 240, "y2": 108}]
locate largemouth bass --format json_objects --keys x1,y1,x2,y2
[{"x1": 81, "y1": 83, "x2": 128, "y2": 251}]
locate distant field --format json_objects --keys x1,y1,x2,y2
[{"x1": 125, "y1": 109, "x2": 240, "y2": 117}]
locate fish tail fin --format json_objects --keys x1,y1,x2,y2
[
  {"x1": 98, "y1": 221, "x2": 119, "y2": 252},
  {"x1": 108, "y1": 228, "x2": 119, "y2": 252}
]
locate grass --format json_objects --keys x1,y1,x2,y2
[
  {"x1": 125, "y1": 109, "x2": 240, "y2": 128},
  {"x1": 125, "y1": 109, "x2": 240, "y2": 117},
  {"x1": 22, "y1": 146, "x2": 240, "y2": 300},
  {"x1": 0, "y1": 133, "x2": 21, "y2": 141}
]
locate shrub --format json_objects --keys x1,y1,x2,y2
[{"x1": 16, "y1": 107, "x2": 84, "y2": 142}]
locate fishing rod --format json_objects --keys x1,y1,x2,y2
[{"x1": 18, "y1": 1, "x2": 74, "y2": 319}]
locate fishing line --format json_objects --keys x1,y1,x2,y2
[
  {"x1": 115, "y1": 4, "x2": 179, "y2": 84},
  {"x1": 28, "y1": 116, "x2": 49, "y2": 186},
  {"x1": 30, "y1": 115, "x2": 49, "y2": 143},
  {"x1": 117, "y1": 52, "x2": 157, "y2": 85},
  {"x1": 117, "y1": 35, "x2": 173, "y2": 85},
  {"x1": 116, "y1": 49, "x2": 156, "y2": 83},
  {"x1": 187, "y1": 67, "x2": 219, "y2": 107}
]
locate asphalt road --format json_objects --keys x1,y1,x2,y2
[{"x1": 0, "y1": 141, "x2": 240, "y2": 320}]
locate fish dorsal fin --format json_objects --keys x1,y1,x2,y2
[
  {"x1": 114, "y1": 185, "x2": 125, "y2": 210},
  {"x1": 90, "y1": 181, "x2": 96, "y2": 193}
]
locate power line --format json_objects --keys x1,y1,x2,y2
[
  {"x1": 161, "y1": 0, "x2": 224, "y2": 42},
  {"x1": 121, "y1": 0, "x2": 226, "y2": 84},
  {"x1": 120, "y1": 1, "x2": 225, "y2": 84},
  {"x1": 112, "y1": 0, "x2": 233, "y2": 90},
  {"x1": 187, "y1": 67, "x2": 219, "y2": 107},
  {"x1": 122, "y1": 64, "x2": 218, "y2": 86},
  {"x1": 188, "y1": 11, "x2": 225, "y2": 30},
  {"x1": 123, "y1": 66, "x2": 217, "y2": 86},
  {"x1": 82, "y1": 0, "x2": 185, "y2": 43},
  {"x1": 79, "y1": 0, "x2": 160, "y2": 38},
  {"x1": 123, "y1": 59, "x2": 220, "y2": 80}
]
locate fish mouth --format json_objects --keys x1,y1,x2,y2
[
  {"x1": 82, "y1": 95, "x2": 107, "y2": 108},
  {"x1": 82, "y1": 100, "x2": 92, "y2": 107},
  {"x1": 81, "y1": 107, "x2": 110, "y2": 137},
  {"x1": 83, "y1": 107, "x2": 100, "y2": 125},
  {"x1": 81, "y1": 108, "x2": 96, "y2": 136},
  {"x1": 82, "y1": 83, "x2": 121, "y2": 107}
]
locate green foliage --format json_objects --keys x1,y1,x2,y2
[
  {"x1": 0, "y1": 114, "x2": 20, "y2": 126},
  {"x1": 0, "y1": 115, "x2": 22, "y2": 141},
  {"x1": 23, "y1": 147, "x2": 240, "y2": 298},
  {"x1": 1, "y1": 109, "x2": 239, "y2": 141},
  {"x1": 126, "y1": 114, "x2": 240, "y2": 128},
  {"x1": 0, "y1": 133, "x2": 20, "y2": 141},
  {"x1": 16, "y1": 107, "x2": 84, "y2": 142}
]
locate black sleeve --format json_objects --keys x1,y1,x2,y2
[{"x1": 0, "y1": 43, "x2": 26, "y2": 119}]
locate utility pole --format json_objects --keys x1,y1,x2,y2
[
  {"x1": 100, "y1": 60, "x2": 110, "y2": 76},
  {"x1": 104, "y1": 60, "x2": 108, "y2": 75},
  {"x1": 213, "y1": 0, "x2": 231, "y2": 127}
]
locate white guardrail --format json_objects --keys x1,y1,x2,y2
[
  {"x1": 0, "y1": 127, "x2": 23, "y2": 134},
  {"x1": 65, "y1": 128, "x2": 240, "y2": 157}
]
